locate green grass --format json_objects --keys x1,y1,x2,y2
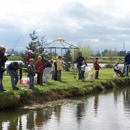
[
  {"x1": 0, "y1": 67, "x2": 129, "y2": 109},
  {"x1": 1, "y1": 68, "x2": 121, "y2": 93}
]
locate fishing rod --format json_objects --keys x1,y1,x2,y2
[{"x1": 9, "y1": 34, "x2": 23, "y2": 56}]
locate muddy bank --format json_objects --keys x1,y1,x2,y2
[{"x1": 0, "y1": 77, "x2": 130, "y2": 110}]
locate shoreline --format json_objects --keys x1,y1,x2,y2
[{"x1": 0, "y1": 77, "x2": 130, "y2": 110}]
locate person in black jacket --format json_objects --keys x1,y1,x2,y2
[
  {"x1": 42, "y1": 57, "x2": 52, "y2": 83},
  {"x1": 0, "y1": 46, "x2": 9, "y2": 92},
  {"x1": 74, "y1": 52, "x2": 85, "y2": 80},
  {"x1": 27, "y1": 58, "x2": 35, "y2": 89},
  {"x1": 7, "y1": 62, "x2": 23, "y2": 90}
]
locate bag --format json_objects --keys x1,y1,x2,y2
[{"x1": 20, "y1": 78, "x2": 29, "y2": 86}]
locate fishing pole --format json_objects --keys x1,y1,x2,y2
[{"x1": 9, "y1": 34, "x2": 23, "y2": 56}]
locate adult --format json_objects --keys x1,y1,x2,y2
[
  {"x1": 35, "y1": 56, "x2": 43, "y2": 85},
  {"x1": 56, "y1": 56, "x2": 62, "y2": 81},
  {"x1": 0, "y1": 46, "x2": 9, "y2": 92},
  {"x1": 25, "y1": 50, "x2": 33, "y2": 77},
  {"x1": 42, "y1": 57, "x2": 52, "y2": 84},
  {"x1": 26, "y1": 50, "x2": 33, "y2": 66},
  {"x1": 7, "y1": 62, "x2": 23, "y2": 90},
  {"x1": 122, "y1": 52, "x2": 130, "y2": 76},
  {"x1": 74, "y1": 52, "x2": 85, "y2": 80}
]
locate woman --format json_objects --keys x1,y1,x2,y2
[
  {"x1": 0, "y1": 46, "x2": 8, "y2": 92},
  {"x1": 7, "y1": 62, "x2": 23, "y2": 90}
]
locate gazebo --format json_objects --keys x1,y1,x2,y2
[{"x1": 43, "y1": 38, "x2": 79, "y2": 60}]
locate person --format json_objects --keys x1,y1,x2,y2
[
  {"x1": 42, "y1": 57, "x2": 52, "y2": 84},
  {"x1": 54, "y1": 60, "x2": 57, "y2": 80},
  {"x1": 56, "y1": 56, "x2": 62, "y2": 81},
  {"x1": 80, "y1": 60, "x2": 87, "y2": 81},
  {"x1": 7, "y1": 62, "x2": 23, "y2": 90},
  {"x1": 0, "y1": 46, "x2": 9, "y2": 92},
  {"x1": 35, "y1": 56, "x2": 43, "y2": 85},
  {"x1": 74, "y1": 52, "x2": 85, "y2": 80},
  {"x1": 93, "y1": 57, "x2": 101, "y2": 79},
  {"x1": 114, "y1": 61, "x2": 124, "y2": 77},
  {"x1": 50, "y1": 59, "x2": 55, "y2": 80},
  {"x1": 26, "y1": 50, "x2": 33, "y2": 66},
  {"x1": 27, "y1": 58, "x2": 35, "y2": 89},
  {"x1": 122, "y1": 52, "x2": 130, "y2": 76}
]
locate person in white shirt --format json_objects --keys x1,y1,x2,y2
[
  {"x1": 80, "y1": 60, "x2": 87, "y2": 81},
  {"x1": 114, "y1": 61, "x2": 124, "y2": 77}
]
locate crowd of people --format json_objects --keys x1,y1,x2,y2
[{"x1": 0, "y1": 46, "x2": 129, "y2": 92}]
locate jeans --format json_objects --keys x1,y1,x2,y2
[
  {"x1": 122, "y1": 63, "x2": 129, "y2": 76},
  {"x1": 29, "y1": 76, "x2": 34, "y2": 88},
  {"x1": 80, "y1": 71, "x2": 85, "y2": 79},
  {"x1": 7, "y1": 68, "x2": 18, "y2": 88},
  {"x1": 51, "y1": 71, "x2": 55, "y2": 80},
  {"x1": 37, "y1": 72, "x2": 43, "y2": 85},
  {"x1": 57, "y1": 70, "x2": 61, "y2": 81},
  {"x1": 0, "y1": 72, "x2": 4, "y2": 91},
  {"x1": 43, "y1": 67, "x2": 52, "y2": 83},
  {"x1": 95, "y1": 70, "x2": 99, "y2": 79}
]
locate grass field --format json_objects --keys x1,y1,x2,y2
[{"x1": 1, "y1": 67, "x2": 120, "y2": 93}]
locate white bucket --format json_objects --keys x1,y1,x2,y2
[
  {"x1": 85, "y1": 66, "x2": 91, "y2": 73},
  {"x1": 114, "y1": 72, "x2": 118, "y2": 77},
  {"x1": 88, "y1": 72, "x2": 93, "y2": 79}
]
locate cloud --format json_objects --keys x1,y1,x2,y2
[{"x1": 0, "y1": 0, "x2": 130, "y2": 52}]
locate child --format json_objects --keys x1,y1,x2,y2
[
  {"x1": 114, "y1": 61, "x2": 124, "y2": 77},
  {"x1": 93, "y1": 58, "x2": 101, "y2": 79},
  {"x1": 50, "y1": 60, "x2": 55, "y2": 80},
  {"x1": 27, "y1": 58, "x2": 35, "y2": 89},
  {"x1": 35, "y1": 56, "x2": 43, "y2": 85},
  {"x1": 80, "y1": 60, "x2": 87, "y2": 81}
]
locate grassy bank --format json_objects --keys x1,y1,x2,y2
[{"x1": 0, "y1": 68, "x2": 130, "y2": 110}]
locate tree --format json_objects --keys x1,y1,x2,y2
[
  {"x1": 62, "y1": 49, "x2": 72, "y2": 71},
  {"x1": 20, "y1": 30, "x2": 46, "y2": 63}
]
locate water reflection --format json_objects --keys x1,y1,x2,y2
[{"x1": 1, "y1": 87, "x2": 130, "y2": 130}]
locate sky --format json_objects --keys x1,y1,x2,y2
[{"x1": 0, "y1": 0, "x2": 130, "y2": 52}]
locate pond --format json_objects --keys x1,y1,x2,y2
[{"x1": 0, "y1": 87, "x2": 130, "y2": 130}]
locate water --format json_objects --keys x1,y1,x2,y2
[{"x1": 1, "y1": 87, "x2": 130, "y2": 130}]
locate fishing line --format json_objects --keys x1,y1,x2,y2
[{"x1": 9, "y1": 34, "x2": 23, "y2": 55}]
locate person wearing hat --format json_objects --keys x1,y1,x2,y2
[
  {"x1": 26, "y1": 50, "x2": 33, "y2": 66},
  {"x1": 7, "y1": 61, "x2": 23, "y2": 90},
  {"x1": 35, "y1": 56, "x2": 44, "y2": 85},
  {"x1": 56, "y1": 56, "x2": 62, "y2": 81},
  {"x1": 114, "y1": 61, "x2": 124, "y2": 77}
]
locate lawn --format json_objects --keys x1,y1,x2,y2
[{"x1": 2, "y1": 67, "x2": 117, "y2": 92}]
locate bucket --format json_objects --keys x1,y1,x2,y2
[
  {"x1": 88, "y1": 72, "x2": 93, "y2": 79},
  {"x1": 20, "y1": 78, "x2": 29, "y2": 86},
  {"x1": 114, "y1": 72, "x2": 118, "y2": 77}
]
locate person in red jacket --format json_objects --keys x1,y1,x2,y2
[
  {"x1": 93, "y1": 58, "x2": 101, "y2": 79},
  {"x1": 26, "y1": 50, "x2": 33, "y2": 66},
  {"x1": 35, "y1": 56, "x2": 44, "y2": 85}
]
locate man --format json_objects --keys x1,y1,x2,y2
[
  {"x1": 122, "y1": 52, "x2": 130, "y2": 76},
  {"x1": 56, "y1": 56, "x2": 62, "y2": 81},
  {"x1": 74, "y1": 52, "x2": 85, "y2": 80}
]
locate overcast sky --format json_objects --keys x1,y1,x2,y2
[{"x1": 0, "y1": 0, "x2": 130, "y2": 52}]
